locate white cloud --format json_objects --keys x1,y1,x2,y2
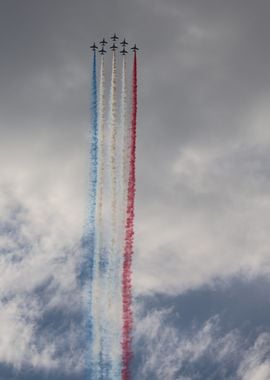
[
  {"x1": 3, "y1": 99, "x2": 270, "y2": 305},
  {"x1": 0, "y1": 186, "x2": 84, "y2": 372},
  {"x1": 134, "y1": 306, "x2": 270, "y2": 380},
  {"x1": 134, "y1": 102, "x2": 270, "y2": 293},
  {"x1": 238, "y1": 333, "x2": 270, "y2": 380},
  {"x1": 1, "y1": 0, "x2": 270, "y2": 300},
  {"x1": 134, "y1": 308, "x2": 236, "y2": 379},
  {"x1": 0, "y1": 296, "x2": 58, "y2": 369}
]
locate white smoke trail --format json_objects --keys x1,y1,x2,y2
[
  {"x1": 108, "y1": 54, "x2": 130, "y2": 380},
  {"x1": 84, "y1": 50, "x2": 98, "y2": 380},
  {"x1": 90, "y1": 54, "x2": 106, "y2": 379},
  {"x1": 110, "y1": 51, "x2": 118, "y2": 254},
  {"x1": 107, "y1": 50, "x2": 123, "y2": 380},
  {"x1": 97, "y1": 55, "x2": 108, "y2": 380},
  {"x1": 96, "y1": 56, "x2": 106, "y2": 267}
]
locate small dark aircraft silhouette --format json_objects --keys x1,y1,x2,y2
[
  {"x1": 120, "y1": 48, "x2": 128, "y2": 55},
  {"x1": 120, "y1": 38, "x2": 128, "y2": 46},
  {"x1": 110, "y1": 43, "x2": 118, "y2": 51},
  {"x1": 90, "y1": 43, "x2": 98, "y2": 51},
  {"x1": 111, "y1": 33, "x2": 119, "y2": 41},
  {"x1": 100, "y1": 38, "x2": 108, "y2": 46},
  {"x1": 131, "y1": 44, "x2": 139, "y2": 51},
  {"x1": 99, "y1": 47, "x2": 107, "y2": 55}
]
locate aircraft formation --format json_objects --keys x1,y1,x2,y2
[{"x1": 90, "y1": 34, "x2": 139, "y2": 55}]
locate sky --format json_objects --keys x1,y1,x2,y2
[{"x1": 1, "y1": 0, "x2": 270, "y2": 379}]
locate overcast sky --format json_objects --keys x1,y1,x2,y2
[{"x1": 1, "y1": 1, "x2": 270, "y2": 379}]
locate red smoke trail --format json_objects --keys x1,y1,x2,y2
[{"x1": 122, "y1": 52, "x2": 137, "y2": 380}]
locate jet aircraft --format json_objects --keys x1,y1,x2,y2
[
  {"x1": 120, "y1": 48, "x2": 128, "y2": 55},
  {"x1": 99, "y1": 47, "x2": 107, "y2": 55},
  {"x1": 120, "y1": 38, "x2": 128, "y2": 46},
  {"x1": 90, "y1": 43, "x2": 98, "y2": 51},
  {"x1": 100, "y1": 38, "x2": 108, "y2": 46},
  {"x1": 111, "y1": 33, "x2": 119, "y2": 41},
  {"x1": 110, "y1": 43, "x2": 118, "y2": 51},
  {"x1": 131, "y1": 44, "x2": 139, "y2": 51}
]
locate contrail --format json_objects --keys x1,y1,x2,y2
[{"x1": 122, "y1": 51, "x2": 137, "y2": 380}]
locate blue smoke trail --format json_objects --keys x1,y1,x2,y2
[{"x1": 92, "y1": 54, "x2": 107, "y2": 379}]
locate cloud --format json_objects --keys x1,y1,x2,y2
[
  {"x1": 0, "y1": 295, "x2": 57, "y2": 370},
  {"x1": 134, "y1": 102, "x2": 270, "y2": 293},
  {"x1": 0, "y1": 190, "x2": 84, "y2": 374},
  {"x1": 1, "y1": 1, "x2": 270, "y2": 376},
  {"x1": 1, "y1": 0, "x2": 270, "y2": 298},
  {"x1": 134, "y1": 305, "x2": 270, "y2": 380},
  {"x1": 238, "y1": 334, "x2": 270, "y2": 380}
]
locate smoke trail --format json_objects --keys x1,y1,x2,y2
[
  {"x1": 120, "y1": 55, "x2": 129, "y2": 235},
  {"x1": 85, "y1": 42, "x2": 138, "y2": 380},
  {"x1": 106, "y1": 53, "x2": 130, "y2": 380},
  {"x1": 116, "y1": 57, "x2": 129, "y2": 376},
  {"x1": 96, "y1": 56, "x2": 106, "y2": 269},
  {"x1": 97, "y1": 54, "x2": 108, "y2": 379},
  {"x1": 89, "y1": 50, "x2": 99, "y2": 239},
  {"x1": 110, "y1": 51, "x2": 118, "y2": 257},
  {"x1": 91, "y1": 54, "x2": 106, "y2": 379},
  {"x1": 85, "y1": 50, "x2": 99, "y2": 379},
  {"x1": 108, "y1": 50, "x2": 123, "y2": 380},
  {"x1": 122, "y1": 52, "x2": 137, "y2": 380}
]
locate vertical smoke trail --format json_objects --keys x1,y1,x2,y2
[
  {"x1": 117, "y1": 57, "x2": 129, "y2": 377},
  {"x1": 108, "y1": 49, "x2": 122, "y2": 380},
  {"x1": 96, "y1": 56, "x2": 106, "y2": 269},
  {"x1": 120, "y1": 55, "x2": 129, "y2": 235},
  {"x1": 96, "y1": 54, "x2": 107, "y2": 379},
  {"x1": 85, "y1": 40, "x2": 138, "y2": 380},
  {"x1": 91, "y1": 54, "x2": 105, "y2": 379},
  {"x1": 107, "y1": 53, "x2": 129, "y2": 380},
  {"x1": 110, "y1": 50, "x2": 118, "y2": 259},
  {"x1": 89, "y1": 50, "x2": 99, "y2": 240},
  {"x1": 122, "y1": 52, "x2": 137, "y2": 380},
  {"x1": 85, "y1": 50, "x2": 98, "y2": 379}
]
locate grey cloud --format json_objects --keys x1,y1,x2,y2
[
  {"x1": 1, "y1": 0, "x2": 270, "y2": 375},
  {"x1": 2, "y1": 0, "x2": 270, "y2": 293},
  {"x1": 134, "y1": 278, "x2": 270, "y2": 379},
  {"x1": 0, "y1": 193, "x2": 85, "y2": 375}
]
